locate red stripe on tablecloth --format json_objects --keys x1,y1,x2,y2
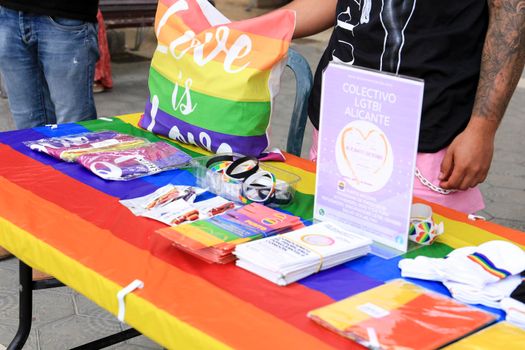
[{"x1": 0, "y1": 144, "x2": 357, "y2": 349}]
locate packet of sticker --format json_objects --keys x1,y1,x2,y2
[
  {"x1": 23, "y1": 130, "x2": 149, "y2": 162},
  {"x1": 120, "y1": 184, "x2": 235, "y2": 226},
  {"x1": 157, "y1": 203, "x2": 304, "y2": 263},
  {"x1": 76, "y1": 142, "x2": 192, "y2": 180},
  {"x1": 120, "y1": 185, "x2": 205, "y2": 215},
  {"x1": 308, "y1": 279, "x2": 496, "y2": 350}
]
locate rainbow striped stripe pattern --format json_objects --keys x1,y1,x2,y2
[
  {"x1": 139, "y1": 0, "x2": 295, "y2": 156},
  {"x1": 468, "y1": 252, "x2": 512, "y2": 279},
  {"x1": 1, "y1": 114, "x2": 525, "y2": 349}
]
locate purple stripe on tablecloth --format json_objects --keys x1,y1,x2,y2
[
  {"x1": 141, "y1": 101, "x2": 270, "y2": 157},
  {"x1": 299, "y1": 263, "x2": 383, "y2": 301},
  {"x1": 0, "y1": 125, "x2": 162, "y2": 199}
]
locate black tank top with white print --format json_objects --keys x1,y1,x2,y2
[{"x1": 309, "y1": 0, "x2": 488, "y2": 152}]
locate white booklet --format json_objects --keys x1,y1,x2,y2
[{"x1": 234, "y1": 221, "x2": 372, "y2": 286}]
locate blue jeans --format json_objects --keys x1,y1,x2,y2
[{"x1": 0, "y1": 6, "x2": 99, "y2": 129}]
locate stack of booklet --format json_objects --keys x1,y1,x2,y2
[
  {"x1": 157, "y1": 203, "x2": 304, "y2": 264},
  {"x1": 234, "y1": 221, "x2": 373, "y2": 286}
]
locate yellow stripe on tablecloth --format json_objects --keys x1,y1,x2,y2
[
  {"x1": 115, "y1": 113, "x2": 143, "y2": 124},
  {"x1": 268, "y1": 162, "x2": 316, "y2": 196},
  {"x1": 434, "y1": 213, "x2": 525, "y2": 250},
  {"x1": 443, "y1": 322, "x2": 525, "y2": 349},
  {"x1": 0, "y1": 216, "x2": 231, "y2": 350}
]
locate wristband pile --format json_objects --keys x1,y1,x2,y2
[{"x1": 204, "y1": 155, "x2": 293, "y2": 205}]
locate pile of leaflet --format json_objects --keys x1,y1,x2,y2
[{"x1": 234, "y1": 221, "x2": 372, "y2": 285}]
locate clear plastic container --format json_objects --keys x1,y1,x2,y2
[{"x1": 188, "y1": 155, "x2": 301, "y2": 207}]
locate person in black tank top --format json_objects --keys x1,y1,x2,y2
[{"x1": 281, "y1": 0, "x2": 524, "y2": 209}]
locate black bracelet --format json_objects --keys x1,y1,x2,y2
[
  {"x1": 224, "y1": 156, "x2": 259, "y2": 180},
  {"x1": 205, "y1": 155, "x2": 235, "y2": 169}
]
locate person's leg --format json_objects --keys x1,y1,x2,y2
[
  {"x1": 94, "y1": 9, "x2": 113, "y2": 91},
  {"x1": 36, "y1": 15, "x2": 99, "y2": 124},
  {"x1": 0, "y1": 7, "x2": 55, "y2": 129},
  {"x1": 309, "y1": 128, "x2": 319, "y2": 161}
]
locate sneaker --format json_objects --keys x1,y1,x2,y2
[
  {"x1": 32, "y1": 269, "x2": 54, "y2": 281},
  {"x1": 0, "y1": 246, "x2": 53, "y2": 280},
  {"x1": 0, "y1": 246, "x2": 12, "y2": 260},
  {"x1": 93, "y1": 81, "x2": 105, "y2": 94}
]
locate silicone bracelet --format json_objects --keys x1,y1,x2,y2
[
  {"x1": 224, "y1": 156, "x2": 259, "y2": 180},
  {"x1": 242, "y1": 171, "x2": 276, "y2": 203},
  {"x1": 206, "y1": 155, "x2": 235, "y2": 172}
]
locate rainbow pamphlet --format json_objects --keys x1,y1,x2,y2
[
  {"x1": 314, "y1": 63, "x2": 424, "y2": 253},
  {"x1": 234, "y1": 221, "x2": 372, "y2": 286},
  {"x1": 308, "y1": 279, "x2": 496, "y2": 350}
]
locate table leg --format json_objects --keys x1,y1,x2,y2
[
  {"x1": 7, "y1": 260, "x2": 33, "y2": 350},
  {"x1": 6, "y1": 260, "x2": 142, "y2": 349}
]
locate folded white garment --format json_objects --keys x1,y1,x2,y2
[
  {"x1": 501, "y1": 297, "x2": 525, "y2": 329},
  {"x1": 399, "y1": 241, "x2": 525, "y2": 290},
  {"x1": 439, "y1": 241, "x2": 525, "y2": 289},
  {"x1": 444, "y1": 275, "x2": 521, "y2": 308}
]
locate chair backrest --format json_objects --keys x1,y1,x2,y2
[
  {"x1": 285, "y1": 48, "x2": 313, "y2": 157},
  {"x1": 0, "y1": 74, "x2": 7, "y2": 99}
]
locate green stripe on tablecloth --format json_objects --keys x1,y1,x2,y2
[
  {"x1": 148, "y1": 67, "x2": 271, "y2": 137},
  {"x1": 81, "y1": 119, "x2": 314, "y2": 219},
  {"x1": 403, "y1": 242, "x2": 454, "y2": 258},
  {"x1": 281, "y1": 191, "x2": 314, "y2": 221}
]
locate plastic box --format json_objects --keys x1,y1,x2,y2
[{"x1": 188, "y1": 155, "x2": 301, "y2": 207}]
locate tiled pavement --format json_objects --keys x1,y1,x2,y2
[{"x1": 0, "y1": 0, "x2": 524, "y2": 348}]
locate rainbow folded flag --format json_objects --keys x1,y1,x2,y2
[
  {"x1": 308, "y1": 280, "x2": 496, "y2": 350},
  {"x1": 140, "y1": 0, "x2": 295, "y2": 156}
]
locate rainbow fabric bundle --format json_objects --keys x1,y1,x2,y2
[
  {"x1": 24, "y1": 130, "x2": 148, "y2": 162},
  {"x1": 140, "y1": 0, "x2": 295, "y2": 157},
  {"x1": 308, "y1": 280, "x2": 496, "y2": 350}
]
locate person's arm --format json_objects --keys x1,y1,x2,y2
[
  {"x1": 439, "y1": 0, "x2": 525, "y2": 191},
  {"x1": 281, "y1": 0, "x2": 337, "y2": 38}
]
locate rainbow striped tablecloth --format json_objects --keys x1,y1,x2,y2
[{"x1": 0, "y1": 114, "x2": 523, "y2": 350}]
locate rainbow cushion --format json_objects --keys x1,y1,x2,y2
[{"x1": 139, "y1": 0, "x2": 295, "y2": 156}]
